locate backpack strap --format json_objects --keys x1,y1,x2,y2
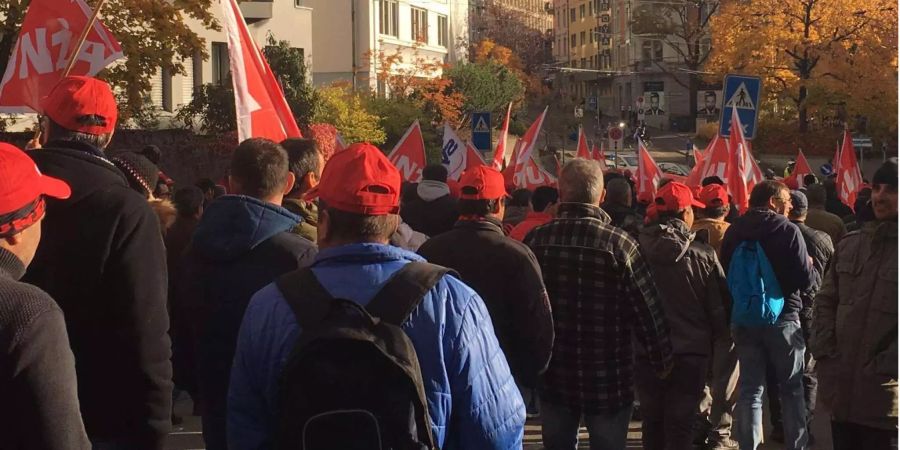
[
  {"x1": 366, "y1": 262, "x2": 455, "y2": 326},
  {"x1": 275, "y1": 268, "x2": 334, "y2": 330}
]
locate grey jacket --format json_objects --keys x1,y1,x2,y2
[{"x1": 638, "y1": 219, "x2": 731, "y2": 356}]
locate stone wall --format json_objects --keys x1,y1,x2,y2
[{"x1": 0, "y1": 129, "x2": 236, "y2": 188}]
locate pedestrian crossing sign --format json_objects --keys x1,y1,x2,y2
[
  {"x1": 719, "y1": 74, "x2": 762, "y2": 139},
  {"x1": 471, "y1": 111, "x2": 492, "y2": 152}
]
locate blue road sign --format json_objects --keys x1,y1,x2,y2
[
  {"x1": 718, "y1": 74, "x2": 762, "y2": 139},
  {"x1": 472, "y1": 112, "x2": 492, "y2": 153}
]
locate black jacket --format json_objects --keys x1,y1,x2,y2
[
  {"x1": 601, "y1": 201, "x2": 643, "y2": 237},
  {"x1": 173, "y1": 195, "x2": 316, "y2": 442},
  {"x1": 720, "y1": 208, "x2": 815, "y2": 322},
  {"x1": 793, "y1": 221, "x2": 834, "y2": 312},
  {"x1": 401, "y1": 181, "x2": 458, "y2": 237},
  {"x1": 0, "y1": 248, "x2": 90, "y2": 450},
  {"x1": 25, "y1": 141, "x2": 172, "y2": 448},
  {"x1": 418, "y1": 218, "x2": 554, "y2": 387}
]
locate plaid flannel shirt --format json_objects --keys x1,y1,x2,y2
[{"x1": 524, "y1": 203, "x2": 673, "y2": 414}]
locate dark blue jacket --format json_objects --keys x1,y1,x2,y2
[
  {"x1": 227, "y1": 243, "x2": 525, "y2": 450},
  {"x1": 720, "y1": 208, "x2": 815, "y2": 322},
  {"x1": 173, "y1": 195, "x2": 317, "y2": 445}
]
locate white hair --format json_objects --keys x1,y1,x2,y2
[{"x1": 559, "y1": 159, "x2": 604, "y2": 204}]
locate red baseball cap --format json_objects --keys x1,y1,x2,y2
[
  {"x1": 458, "y1": 166, "x2": 509, "y2": 200},
  {"x1": 306, "y1": 143, "x2": 400, "y2": 215},
  {"x1": 0, "y1": 143, "x2": 70, "y2": 234},
  {"x1": 698, "y1": 184, "x2": 729, "y2": 207},
  {"x1": 655, "y1": 181, "x2": 704, "y2": 212},
  {"x1": 41, "y1": 76, "x2": 118, "y2": 135}
]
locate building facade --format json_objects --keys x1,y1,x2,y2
[
  {"x1": 148, "y1": 0, "x2": 313, "y2": 121},
  {"x1": 306, "y1": 0, "x2": 469, "y2": 91},
  {"x1": 552, "y1": 0, "x2": 716, "y2": 131}
]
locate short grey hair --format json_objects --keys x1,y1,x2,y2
[{"x1": 559, "y1": 159, "x2": 604, "y2": 204}]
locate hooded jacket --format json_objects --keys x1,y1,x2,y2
[
  {"x1": 691, "y1": 217, "x2": 730, "y2": 257},
  {"x1": 811, "y1": 221, "x2": 897, "y2": 430},
  {"x1": 390, "y1": 221, "x2": 428, "y2": 251},
  {"x1": 720, "y1": 208, "x2": 815, "y2": 323},
  {"x1": 638, "y1": 219, "x2": 730, "y2": 356},
  {"x1": 228, "y1": 243, "x2": 525, "y2": 450},
  {"x1": 401, "y1": 180, "x2": 458, "y2": 237},
  {"x1": 282, "y1": 197, "x2": 318, "y2": 243},
  {"x1": 173, "y1": 196, "x2": 316, "y2": 440},
  {"x1": 418, "y1": 218, "x2": 554, "y2": 388},
  {"x1": 25, "y1": 141, "x2": 172, "y2": 449}
]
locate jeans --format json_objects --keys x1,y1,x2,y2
[
  {"x1": 636, "y1": 355, "x2": 709, "y2": 450},
  {"x1": 732, "y1": 321, "x2": 807, "y2": 450},
  {"x1": 832, "y1": 421, "x2": 898, "y2": 450},
  {"x1": 541, "y1": 400, "x2": 633, "y2": 450},
  {"x1": 707, "y1": 339, "x2": 739, "y2": 444},
  {"x1": 766, "y1": 310, "x2": 818, "y2": 437}
]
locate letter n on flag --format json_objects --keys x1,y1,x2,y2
[
  {"x1": 388, "y1": 120, "x2": 426, "y2": 183},
  {"x1": 0, "y1": 0, "x2": 123, "y2": 112},
  {"x1": 221, "y1": 0, "x2": 301, "y2": 142}
]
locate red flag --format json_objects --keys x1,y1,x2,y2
[
  {"x1": 387, "y1": 120, "x2": 426, "y2": 183},
  {"x1": 836, "y1": 130, "x2": 863, "y2": 209},
  {"x1": 784, "y1": 149, "x2": 814, "y2": 189},
  {"x1": 514, "y1": 156, "x2": 558, "y2": 190},
  {"x1": 636, "y1": 140, "x2": 663, "y2": 203},
  {"x1": 0, "y1": 0, "x2": 123, "y2": 112},
  {"x1": 465, "y1": 142, "x2": 486, "y2": 172},
  {"x1": 222, "y1": 0, "x2": 301, "y2": 142},
  {"x1": 492, "y1": 102, "x2": 512, "y2": 170},
  {"x1": 502, "y1": 139, "x2": 523, "y2": 187},
  {"x1": 727, "y1": 109, "x2": 753, "y2": 213},
  {"x1": 513, "y1": 107, "x2": 548, "y2": 187},
  {"x1": 700, "y1": 135, "x2": 729, "y2": 182},
  {"x1": 685, "y1": 145, "x2": 707, "y2": 188},
  {"x1": 592, "y1": 141, "x2": 608, "y2": 171},
  {"x1": 576, "y1": 127, "x2": 591, "y2": 159}
]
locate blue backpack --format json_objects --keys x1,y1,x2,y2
[{"x1": 727, "y1": 241, "x2": 785, "y2": 326}]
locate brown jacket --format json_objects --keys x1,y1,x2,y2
[
  {"x1": 691, "y1": 218, "x2": 730, "y2": 258},
  {"x1": 282, "y1": 198, "x2": 318, "y2": 243},
  {"x1": 811, "y1": 220, "x2": 897, "y2": 430}
]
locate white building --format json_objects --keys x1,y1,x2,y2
[
  {"x1": 148, "y1": 0, "x2": 313, "y2": 119},
  {"x1": 305, "y1": 0, "x2": 469, "y2": 91}
]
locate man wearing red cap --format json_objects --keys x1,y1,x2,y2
[
  {"x1": 417, "y1": 165, "x2": 554, "y2": 411},
  {"x1": 692, "y1": 183, "x2": 739, "y2": 450},
  {"x1": 24, "y1": 76, "x2": 174, "y2": 449},
  {"x1": 635, "y1": 181, "x2": 731, "y2": 450},
  {"x1": 524, "y1": 159, "x2": 672, "y2": 450},
  {"x1": 693, "y1": 184, "x2": 731, "y2": 257},
  {"x1": 228, "y1": 143, "x2": 525, "y2": 449},
  {"x1": 0, "y1": 143, "x2": 90, "y2": 449}
]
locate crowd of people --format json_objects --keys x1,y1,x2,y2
[{"x1": 0, "y1": 75, "x2": 897, "y2": 450}]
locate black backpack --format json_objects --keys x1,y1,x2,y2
[{"x1": 273, "y1": 262, "x2": 453, "y2": 450}]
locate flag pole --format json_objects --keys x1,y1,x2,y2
[{"x1": 63, "y1": 0, "x2": 109, "y2": 77}]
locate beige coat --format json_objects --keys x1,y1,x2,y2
[{"x1": 811, "y1": 220, "x2": 898, "y2": 430}]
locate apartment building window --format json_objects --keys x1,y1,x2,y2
[
  {"x1": 411, "y1": 7, "x2": 428, "y2": 43},
  {"x1": 588, "y1": 1, "x2": 593, "y2": 16},
  {"x1": 211, "y1": 42, "x2": 229, "y2": 84},
  {"x1": 570, "y1": 34, "x2": 576, "y2": 47},
  {"x1": 161, "y1": 67, "x2": 173, "y2": 112},
  {"x1": 437, "y1": 14, "x2": 449, "y2": 47},
  {"x1": 380, "y1": 0, "x2": 399, "y2": 37},
  {"x1": 579, "y1": 4, "x2": 586, "y2": 18},
  {"x1": 641, "y1": 39, "x2": 664, "y2": 66},
  {"x1": 580, "y1": 31, "x2": 586, "y2": 46},
  {"x1": 569, "y1": 8, "x2": 576, "y2": 22},
  {"x1": 580, "y1": 57, "x2": 586, "y2": 68}
]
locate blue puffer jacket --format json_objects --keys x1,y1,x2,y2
[{"x1": 227, "y1": 243, "x2": 525, "y2": 450}]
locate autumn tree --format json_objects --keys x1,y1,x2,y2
[
  {"x1": 0, "y1": 0, "x2": 218, "y2": 122},
  {"x1": 469, "y1": 1, "x2": 553, "y2": 74},
  {"x1": 446, "y1": 60, "x2": 525, "y2": 119},
  {"x1": 312, "y1": 84, "x2": 386, "y2": 145},
  {"x1": 707, "y1": 0, "x2": 897, "y2": 136},
  {"x1": 630, "y1": 0, "x2": 719, "y2": 117}
]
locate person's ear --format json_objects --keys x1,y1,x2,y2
[
  {"x1": 598, "y1": 188, "x2": 607, "y2": 205},
  {"x1": 302, "y1": 171, "x2": 318, "y2": 191},
  {"x1": 282, "y1": 172, "x2": 296, "y2": 196}
]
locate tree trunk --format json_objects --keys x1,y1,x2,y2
[
  {"x1": 798, "y1": 83, "x2": 808, "y2": 132},
  {"x1": 688, "y1": 72, "x2": 699, "y2": 130}
]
